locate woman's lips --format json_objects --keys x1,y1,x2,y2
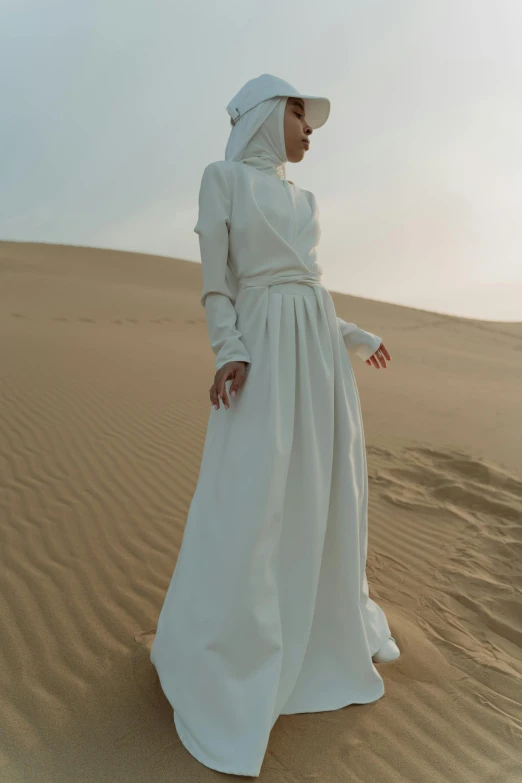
[{"x1": 303, "y1": 140, "x2": 310, "y2": 149}]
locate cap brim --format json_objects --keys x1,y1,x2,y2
[{"x1": 299, "y1": 95, "x2": 330, "y2": 129}]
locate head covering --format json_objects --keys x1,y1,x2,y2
[
  {"x1": 225, "y1": 97, "x2": 288, "y2": 179},
  {"x1": 224, "y1": 75, "x2": 330, "y2": 181},
  {"x1": 226, "y1": 74, "x2": 330, "y2": 130}
]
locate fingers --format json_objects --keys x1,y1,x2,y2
[
  {"x1": 367, "y1": 342, "x2": 392, "y2": 369},
  {"x1": 219, "y1": 374, "x2": 231, "y2": 409},
  {"x1": 209, "y1": 381, "x2": 220, "y2": 409},
  {"x1": 379, "y1": 342, "x2": 392, "y2": 361},
  {"x1": 365, "y1": 354, "x2": 380, "y2": 368},
  {"x1": 209, "y1": 363, "x2": 248, "y2": 410},
  {"x1": 229, "y1": 365, "x2": 247, "y2": 398},
  {"x1": 219, "y1": 365, "x2": 247, "y2": 408},
  {"x1": 209, "y1": 370, "x2": 224, "y2": 409}
]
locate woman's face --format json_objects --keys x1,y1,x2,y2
[{"x1": 284, "y1": 98, "x2": 313, "y2": 162}]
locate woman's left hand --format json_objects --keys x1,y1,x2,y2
[{"x1": 365, "y1": 342, "x2": 391, "y2": 369}]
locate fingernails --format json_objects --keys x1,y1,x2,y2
[{"x1": 231, "y1": 390, "x2": 236, "y2": 397}]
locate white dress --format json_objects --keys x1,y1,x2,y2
[{"x1": 150, "y1": 159, "x2": 393, "y2": 777}]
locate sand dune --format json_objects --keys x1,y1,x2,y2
[{"x1": 1, "y1": 240, "x2": 521, "y2": 782}]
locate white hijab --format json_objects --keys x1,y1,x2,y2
[{"x1": 224, "y1": 97, "x2": 288, "y2": 180}]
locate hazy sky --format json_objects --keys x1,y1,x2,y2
[{"x1": 2, "y1": 0, "x2": 521, "y2": 320}]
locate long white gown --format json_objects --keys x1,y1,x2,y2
[{"x1": 150, "y1": 159, "x2": 393, "y2": 777}]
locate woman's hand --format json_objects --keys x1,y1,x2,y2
[
  {"x1": 365, "y1": 342, "x2": 391, "y2": 369},
  {"x1": 210, "y1": 361, "x2": 249, "y2": 410}
]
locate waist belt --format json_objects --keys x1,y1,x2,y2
[{"x1": 238, "y1": 272, "x2": 323, "y2": 290}]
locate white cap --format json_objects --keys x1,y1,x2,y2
[{"x1": 226, "y1": 74, "x2": 330, "y2": 130}]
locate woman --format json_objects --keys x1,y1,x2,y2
[{"x1": 150, "y1": 73, "x2": 400, "y2": 778}]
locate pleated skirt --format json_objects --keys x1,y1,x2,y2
[{"x1": 150, "y1": 281, "x2": 392, "y2": 777}]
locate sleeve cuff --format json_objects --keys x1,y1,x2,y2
[
  {"x1": 215, "y1": 344, "x2": 251, "y2": 372},
  {"x1": 337, "y1": 318, "x2": 382, "y2": 362},
  {"x1": 354, "y1": 331, "x2": 382, "y2": 362}
]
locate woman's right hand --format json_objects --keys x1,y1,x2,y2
[{"x1": 209, "y1": 361, "x2": 249, "y2": 410}]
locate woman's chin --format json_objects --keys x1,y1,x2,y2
[{"x1": 289, "y1": 149, "x2": 306, "y2": 163}]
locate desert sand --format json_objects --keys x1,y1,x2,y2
[{"x1": 1, "y1": 239, "x2": 521, "y2": 782}]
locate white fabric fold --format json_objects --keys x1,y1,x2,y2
[{"x1": 225, "y1": 96, "x2": 288, "y2": 180}]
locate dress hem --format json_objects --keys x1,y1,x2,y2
[
  {"x1": 173, "y1": 680, "x2": 386, "y2": 778},
  {"x1": 279, "y1": 679, "x2": 385, "y2": 716},
  {"x1": 174, "y1": 709, "x2": 262, "y2": 778}
]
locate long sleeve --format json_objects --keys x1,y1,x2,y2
[
  {"x1": 194, "y1": 162, "x2": 251, "y2": 372},
  {"x1": 337, "y1": 317, "x2": 382, "y2": 362}
]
